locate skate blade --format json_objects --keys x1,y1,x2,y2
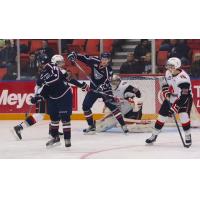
[
  {"x1": 145, "y1": 142, "x2": 154, "y2": 146},
  {"x1": 46, "y1": 142, "x2": 61, "y2": 149},
  {"x1": 185, "y1": 143, "x2": 192, "y2": 148},
  {"x1": 83, "y1": 131, "x2": 97, "y2": 135},
  {"x1": 123, "y1": 132, "x2": 129, "y2": 136},
  {"x1": 10, "y1": 128, "x2": 21, "y2": 141}
]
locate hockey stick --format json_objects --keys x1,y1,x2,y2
[
  {"x1": 73, "y1": 61, "x2": 136, "y2": 105},
  {"x1": 25, "y1": 104, "x2": 33, "y2": 118},
  {"x1": 164, "y1": 77, "x2": 188, "y2": 148},
  {"x1": 24, "y1": 84, "x2": 45, "y2": 118},
  {"x1": 73, "y1": 61, "x2": 99, "y2": 89}
]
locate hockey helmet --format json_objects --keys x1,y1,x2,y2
[
  {"x1": 51, "y1": 54, "x2": 65, "y2": 66},
  {"x1": 100, "y1": 52, "x2": 111, "y2": 59},
  {"x1": 165, "y1": 57, "x2": 181, "y2": 69},
  {"x1": 37, "y1": 53, "x2": 49, "y2": 65}
]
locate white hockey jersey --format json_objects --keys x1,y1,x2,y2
[
  {"x1": 113, "y1": 81, "x2": 136, "y2": 114},
  {"x1": 164, "y1": 69, "x2": 192, "y2": 103}
]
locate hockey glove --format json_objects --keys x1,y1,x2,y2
[
  {"x1": 162, "y1": 84, "x2": 170, "y2": 99},
  {"x1": 30, "y1": 95, "x2": 44, "y2": 104},
  {"x1": 169, "y1": 102, "x2": 179, "y2": 115},
  {"x1": 67, "y1": 52, "x2": 77, "y2": 62},
  {"x1": 81, "y1": 82, "x2": 90, "y2": 92}
]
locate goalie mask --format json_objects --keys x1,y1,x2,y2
[{"x1": 111, "y1": 74, "x2": 121, "y2": 90}]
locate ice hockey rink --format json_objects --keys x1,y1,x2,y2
[{"x1": 0, "y1": 120, "x2": 200, "y2": 159}]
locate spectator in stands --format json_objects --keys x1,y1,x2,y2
[
  {"x1": 143, "y1": 52, "x2": 152, "y2": 73},
  {"x1": 120, "y1": 53, "x2": 144, "y2": 74},
  {"x1": 170, "y1": 39, "x2": 191, "y2": 65},
  {"x1": 0, "y1": 39, "x2": 17, "y2": 69},
  {"x1": 21, "y1": 52, "x2": 38, "y2": 79},
  {"x1": 61, "y1": 39, "x2": 73, "y2": 53},
  {"x1": 159, "y1": 39, "x2": 171, "y2": 51},
  {"x1": 36, "y1": 40, "x2": 54, "y2": 62},
  {"x1": 190, "y1": 53, "x2": 200, "y2": 78},
  {"x1": 112, "y1": 39, "x2": 125, "y2": 53},
  {"x1": 134, "y1": 39, "x2": 151, "y2": 62}
]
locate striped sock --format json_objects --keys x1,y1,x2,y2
[
  {"x1": 84, "y1": 110, "x2": 94, "y2": 126},
  {"x1": 50, "y1": 121, "x2": 59, "y2": 138},
  {"x1": 112, "y1": 108, "x2": 125, "y2": 126},
  {"x1": 63, "y1": 121, "x2": 71, "y2": 140}
]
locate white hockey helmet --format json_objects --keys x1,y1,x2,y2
[
  {"x1": 165, "y1": 57, "x2": 181, "y2": 69},
  {"x1": 51, "y1": 55, "x2": 65, "y2": 66},
  {"x1": 111, "y1": 74, "x2": 121, "y2": 89}
]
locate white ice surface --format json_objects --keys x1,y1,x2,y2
[{"x1": 0, "y1": 120, "x2": 200, "y2": 159}]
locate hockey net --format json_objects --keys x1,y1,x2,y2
[{"x1": 120, "y1": 74, "x2": 200, "y2": 128}]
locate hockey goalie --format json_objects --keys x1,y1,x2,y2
[{"x1": 96, "y1": 74, "x2": 153, "y2": 133}]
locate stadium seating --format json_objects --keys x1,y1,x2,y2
[
  {"x1": 48, "y1": 40, "x2": 58, "y2": 53},
  {"x1": 30, "y1": 40, "x2": 43, "y2": 52},
  {"x1": 155, "y1": 39, "x2": 163, "y2": 52},
  {"x1": 62, "y1": 53, "x2": 91, "y2": 79},
  {"x1": 157, "y1": 51, "x2": 168, "y2": 66},
  {"x1": 192, "y1": 49, "x2": 200, "y2": 62},
  {"x1": 187, "y1": 39, "x2": 200, "y2": 50},
  {"x1": 85, "y1": 39, "x2": 100, "y2": 56},
  {"x1": 67, "y1": 39, "x2": 86, "y2": 53},
  {"x1": 103, "y1": 39, "x2": 114, "y2": 52},
  {"x1": 0, "y1": 68, "x2": 7, "y2": 79},
  {"x1": 72, "y1": 39, "x2": 86, "y2": 47},
  {"x1": 20, "y1": 39, "x2": 29, "y2": 46}
]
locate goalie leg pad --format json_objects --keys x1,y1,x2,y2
[{"x1": 96, "y1": 115, "x2": 117, "y2": 132}]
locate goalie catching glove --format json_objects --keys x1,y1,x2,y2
[{"x1": 124, "y1": 91, "x2": 143, "y2": 112}]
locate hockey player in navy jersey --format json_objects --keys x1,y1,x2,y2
[
  {"x1": 67, "y1": 52, "x2": 128, "y2": 134},
  {"x1": 11, "y1": 54, "x2": 64, "y2": 140},
  {"x1": 12, "y1": 54, "x2": 88, "y2": 148}
]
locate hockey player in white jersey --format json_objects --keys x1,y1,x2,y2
[
  {"x1": 96, "y1": 74, "x2": 149, "y2": 132},
  {"x1": 146, "y1": 57, "x2": 193, "y2": 147}
]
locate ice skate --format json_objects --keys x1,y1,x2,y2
[
  {"x1": 11, "y1": 125, "x2": 23, "y2": 140},
  {"x1": 145, "y1": 134, "x2": 158, "y2": 144},
  {"x1": 46, "y1": 136, "x2": 61, "y2": 148},
  {"x1": 121, "y1": 125, "x2": 129, "y2": 134},
  {"x1": 83, "y1": 122, "x2": 96, "y2": 135},
  {"x1": 49, "y1": 130, "x2": 63, "y2": 138},
  {"x1": 185, "y1": 134, "x2": 192, "y2": 148},
  {"x1": 65, "y1": 139, "x2": 71, "y2": 147}
]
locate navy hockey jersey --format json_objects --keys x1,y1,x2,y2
[
  {"x1": 36, "y1": 63, "x2": 72, "y2": 99},
  {"x1": 77, "y1": 54, "x2": 113, "y2": 92}
]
